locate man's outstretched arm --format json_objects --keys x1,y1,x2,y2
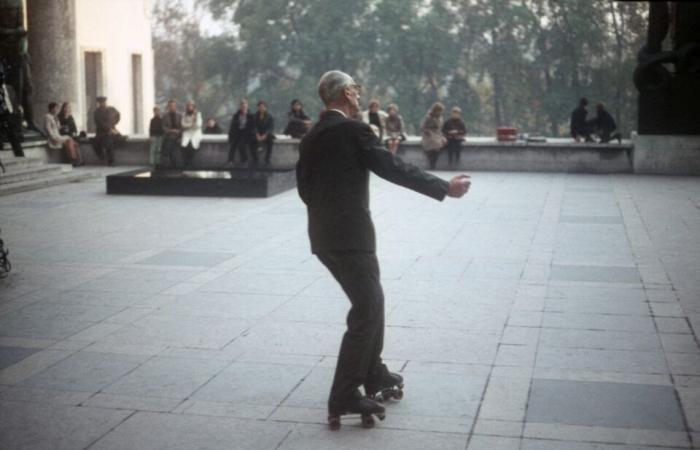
[{"x1": 357, "y1": 124, "x2": 470, "y2": 199}]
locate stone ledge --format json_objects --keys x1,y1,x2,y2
[
  {"x1": 633, "y1": 134, "x2": 700, "y2": 175},
  {"x1": 19, "y1": 134, "x2": 638, "y2": 173}
]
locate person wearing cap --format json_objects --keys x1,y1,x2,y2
[
  {"x1": 93, "y1": 96, "x2": 120, "y2": 165},
  {"x1": 442, "y1": 106, "x2": 467, "y2": 165},
  {"x1": 297, "y1": 70, "x2": 471, "y2": 427}
]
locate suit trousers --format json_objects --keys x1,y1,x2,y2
[
  {"x1": 425, "y1": 149, "x2": 441, "y2": 170},
  {"x1": 255, "y1": 138, "x2": 273, "y2": 164},
  {"x1": 93, "y1": 134, "x2": 115, "y2": 163},
  {"x1": 0, "y1": 112, "x2": 24, "y2": 157},
  {"x1": 149, "y1": 136, "x2": 163, "y2": 166},
  {"x1": 163, "y1": 135, "x2": 180, "y2": 168},
  {"x1": 446, "y1": 139, "x2": 462, "y2": 163},
  {"x1": 228, "y1": 136, "x2": 249, "y2": 164},
  {"x1": 316, "y1": 250, "x2": 385, "y2": 407}
]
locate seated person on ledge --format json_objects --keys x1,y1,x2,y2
[{"x1": 590, "y1": 102, "x2": 622, "y2": 144}]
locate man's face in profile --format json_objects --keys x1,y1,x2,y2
[{"x1": 345, "y1": 84, "x2": 361, "y2": 117}]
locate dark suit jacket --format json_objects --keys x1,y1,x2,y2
[
  {"x1": 296, "y1": 110, "x2": 449, "y2": 254},
  {"x1": 94, "y1": 106, "x2": 120, "y2": 136},
  {"x1": 228, "y1": 110, "x2": 255, "y2": 142},
  {"x1": 593, "y1": 108, "x2": 617, "y2": 134},
  {"x1": 58, "y1": 114, "x2": 78, "y2": 137},
  {"x1": 570, "y1": 106, "x2": 588, "y2": 137},
  {"x1": 254, "y1": 111, "x2": 275, "y2": 141}
]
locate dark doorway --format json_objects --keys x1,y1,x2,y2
[{"x1": 84, "y1": 51, "x2": 103, "y2": 133}]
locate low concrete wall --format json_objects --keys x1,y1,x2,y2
[
  {"x1": 15, "y1": 133, "x2": 700, "y2": 176},
  {"x1": 36, "y1": 135, "x2": 634, "y2": 174},
  {"x1": 633, "y1": 135, "x2": 700, "y2": 175},
  {"x1": 399, "y1": 139, "x2": 632, "y2": 173}
]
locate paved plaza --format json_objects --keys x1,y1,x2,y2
[{"x1": 0, "y1": 170, "x2": 699, "y2": 449}]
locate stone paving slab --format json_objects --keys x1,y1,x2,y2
[
  {"x1": 526, "y1": 378, "x2": 685, "y2": 430},
  {"x1": 0, "y1": 172, "x2": 699, "y2": 449}
]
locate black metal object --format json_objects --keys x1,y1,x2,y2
[
  {"x1": 0, "y1": 228, "x2": 11, "y2": 276},
  {"x1": 635, "y1": 2, "x2": 700, "y2": 135},
  {"x1": 106, "y1": 167, "x2": 297, "y2": 198}
]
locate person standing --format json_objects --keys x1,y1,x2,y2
[
  {"x1": 283, "y1": 99, "x2": 312, "y2": 139},
  {"x1": 93, "y1": 96, "x2": 120, "y2": 165},
  {"x1": 254, "y1": 100, "x2": 275, "y2": 166},
  {"x1": 592, "y1": 102, "x2": 622, "y2": 144},
  {"x1": 0, "y1": 61, "x2": 23, "y2": 168},
  {"x1": 148, "y1": 106, "x2": 164, "y2": 166},
  {"x1": 570, "y1": 97, "x2": 593, "y2": 142},
  {"x1": 44, "y1": 102, "x2": 82, "y2": 166},
  {"x1": 383, "y1": 104, "x2": 405, "y2": 154},
  {"x1": 442, "y1": 106, "x2": 467, "y2": 165},
  {"x1": 162, "y1": 99, "x2": 182, "y2": 168},
  {"x1": 57, "y1": 102, "x2": 78, "y2": 138},
  {"x1": 297, "y1": 70, "x2": 471, "y2": 429},
  {"x1": 421, "y1": 102, "x2": 446, "y2": 170},
  {"x1": 227, "y1": 99, "x2": 255, "y2": 167},
  {"x1": 180, "y1": 100, "x2": 203, "y2": 168}
]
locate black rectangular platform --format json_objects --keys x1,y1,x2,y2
[{"x1": 106, "y1": 168, "x2": 297, "y2": 198}]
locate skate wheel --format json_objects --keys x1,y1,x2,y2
[
  {"x1": 361, "y1": 414, "x2": 375, "y2": 428},
  {"x1": 376, "y1": 412, "x2": 386, "y2": 421},
  {"x1": 394, "y1": 389, "x2": 404, "y2": 400},
  {"x1": 328, "y1": 415, "x2": 341, "y2": 431}
]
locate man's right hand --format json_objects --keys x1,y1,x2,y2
[{"x1": 447, "y1": 174, "x2": 471, "y2": 198}]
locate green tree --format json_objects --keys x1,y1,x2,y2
[{"x1": 153, "y1": 0, "x2": 648, "y2": 137}]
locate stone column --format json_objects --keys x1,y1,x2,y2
[{"x1": 26, "y1": 0, "x2": 78, "y2": 125}]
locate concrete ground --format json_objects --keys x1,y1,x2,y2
[{"x1": 0, "y1": 170, "x2": 699, "y2": 450}]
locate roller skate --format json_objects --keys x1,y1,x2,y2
[
  {"x1": 365, "y1": 367, "x2": 404, "y2": 403},
  {"x1": 327, "y1": 393, "x2": 386, "y2": 430}
]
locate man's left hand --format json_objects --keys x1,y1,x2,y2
[{"x1": 447, "y1": 174, "x2": 471, "y2": 198}]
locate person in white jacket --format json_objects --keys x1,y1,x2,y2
[
  {"x1": 180, "y1": 100, "x2": 203, "y2": 168},
  {"x1": 361, "y1": 99, "x2": 388, "y2": 140},
  {"x1": 44, "y1": 102, "x2": 83, "y2": 166}
]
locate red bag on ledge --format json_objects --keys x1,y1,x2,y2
[{"x1": 497, "y1": 127, "x2": 517, "y2": 142}]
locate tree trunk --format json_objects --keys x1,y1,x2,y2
[
  {"x1": 493, "y1": 73, "x2": 503, "y2": 127},
  {"x1": 608, "y1": 0, "x2": 624, "y2": 132}
]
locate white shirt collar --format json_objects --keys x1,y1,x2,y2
[{"x1": 327, "y1": 109, "x2": 347, "y2": 118}]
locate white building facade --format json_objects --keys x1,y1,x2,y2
[{"x1": 27, "y1": 0, "x2": 155, "y2": 135}]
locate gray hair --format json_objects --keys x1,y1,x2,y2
[{"x1": 317, "y1": 70, "x2": 355, "y2": 105}]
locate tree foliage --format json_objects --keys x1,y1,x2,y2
[{"x1": 152, "y1": 0, "x2": 648, "y2": 136}]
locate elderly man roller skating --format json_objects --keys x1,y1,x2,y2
[{"x1": 296, "y1": 70, "x2": 471, "y2": 429}]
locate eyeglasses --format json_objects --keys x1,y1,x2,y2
[{"x1": 348, "y1": 84, "x2": 362, "y2": 95}]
